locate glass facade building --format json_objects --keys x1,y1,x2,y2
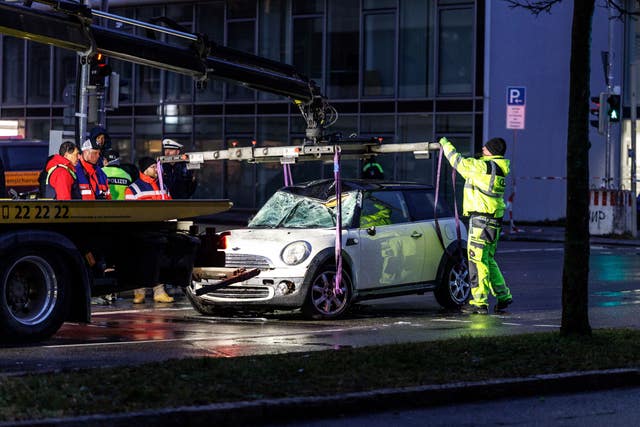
[{"x1": 0, "y1": 0, "x2": 484, "y2": 209}]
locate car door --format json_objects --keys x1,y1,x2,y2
[
  {"x1": 403, "y1": 189, "x2": 452, "y2": 281},
  {"x1": 357, "y1": 190, "x2": 426, "y2": 289}
]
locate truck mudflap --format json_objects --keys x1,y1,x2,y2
[{"x1": 191, "y1": 267, "x2": 260, "y2": 296}]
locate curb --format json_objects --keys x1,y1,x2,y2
[
  {"x1": 504, "y1": 234, "x2": 640, "y2": 247},
  {"x1": 3, "y1": 369, "x2": 639, "y2": 427}
]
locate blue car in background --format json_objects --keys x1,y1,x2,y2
[{"x1": 0, "y1": 140, "x2": 48, "y2": 197}]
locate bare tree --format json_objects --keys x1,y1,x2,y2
[{"x1": 505, "y1": 0, "x2": 594, "y2": 335}]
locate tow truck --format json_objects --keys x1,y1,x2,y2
[{"x1": 0, "y1": 0, "x2": 441, "y2": 342}]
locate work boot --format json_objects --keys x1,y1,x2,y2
[
  {"x1": 153, "y1": 285, "x2": 174, "y2": 303},
  {"x1": 494, "y1": 298, "x2": 513, "y2": 314},
  {"x1": 460, "y1": 303, "x2": 489, "y2": 315},
  {"x1": 133, "y1": 289, "x2": 146, "y2": 304}
]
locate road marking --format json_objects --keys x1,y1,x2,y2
[
  {"x1": 500, "y1": 248, "x2": 563, "y2": 254},
  {"x1": 91, "y1": 307, "x2": 193, "y2": 316},
  {"x1": 48, "y1": 324, "x2": 390, "y2": 349}
]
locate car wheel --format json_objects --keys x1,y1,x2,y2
[
  {"x1": 434, "y1": 255, "x2": 471, "y2": 309},
  {"x1": 0, "y1": 250, "x2": 70, "y2": 343},
  {"x1": 302, "y1": 264, "x2": 352, "y2": 319}
]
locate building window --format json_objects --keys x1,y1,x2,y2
[
  {"x1": 328, "y1": 0, "x2": 359, "y2": 99},
  {"x1": 256, "y1": 116, "x2": 289, "y2": 205},
  {"x1": 226, "y1": 20, "x2": 257, "y2": 100},
  {"x1": 194, "y1": 116, "x2": 224, "y2": 199},
  {"x1": 293, "y1": 17, "x2": 323, "y2": 82},
  {"x1": 195, "y1": 2, "x2": 224, "y2": 102},
  {"x1": 399, "y1": 0, "x2": 433, "y2": 98},
  {"x1": 165, "y1": 4, "x2": 194, "y2": 103},
  {"x1": 2, "y1": 37, "x2": 25, "y2": 105},
  {"x1": 228, "y1": 0, "x2": 257, "y2": 19},
  {"x1": 397, "y1": 114, "x2": 435, "y2": 183},
  {"x1": 135, "y1": 5, "x2": 163, "y2": 104},
  {"x1": 259, "y1": 0, "x2": 290, "y2": 100},
  {"x1": 26, "y1": 118, "x2": 50, "y2": 140},
  {"x1": 27, "y1": 42, "x2": 51, "y2": 104},
  {"x1": 438, "y1": 6, "x2": 473, "y2": 95},
  {"x1": 53, "y1": 48, "x2": 77, "y2": 105},
  {"x1": 134, "y1": 117, "x2": 162, "y2": 159},
  {"x1": 363, "y1": 12, "x2": 396, "y2": 97},
  {"x1": 293, "y1": 0, "x2": 323, "y2": 14}
]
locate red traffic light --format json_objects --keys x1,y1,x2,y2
[{"x1": 89, "y1": 53, "x2": 112, "y2": 86}]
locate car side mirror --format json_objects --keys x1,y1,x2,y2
[{"x1": 367, "y1": 226, "x2": 376, "y2": 236}]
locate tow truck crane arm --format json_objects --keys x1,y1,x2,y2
[{"x1": 0, "y1": 0, "x2": 332, "y2": 141}]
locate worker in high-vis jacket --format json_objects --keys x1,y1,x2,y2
[{"x1": 439, "y1": 136, "x2": 512, "y2": 314}]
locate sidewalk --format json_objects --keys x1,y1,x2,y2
[
  {"x1": 5, "y1": 369, "x2": 640, "y2": 427},
  {"x1": 503, "y1": 224, "x2": 640, "y2": 247}
]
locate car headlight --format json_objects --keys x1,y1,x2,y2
[{"x1": 281, "y1": 241, "x2": 311, "y2": 265}]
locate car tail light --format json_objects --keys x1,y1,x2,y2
[{"x1": 217, "y1": 232, "x2": 230, "y2": 249}]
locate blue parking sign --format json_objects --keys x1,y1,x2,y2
[{"x1": 507, "y1": 87, "x2": 526, "y2": 106}]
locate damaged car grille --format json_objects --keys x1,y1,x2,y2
[
  {"x1": 206, "y1": 285, "x2": 271, "y2": 300},
  {"x1": 225, "y1": 253, "x2": 273, "y2": 269}
]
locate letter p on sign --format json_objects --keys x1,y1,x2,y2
[{"x1": 507, "y1": 87, "x2": 526, "y2": 106}]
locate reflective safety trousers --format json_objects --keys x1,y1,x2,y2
[
  {"x1": 467, "y1": 215, "x2": 511, "y2": 307},
  {"x1": 440, "y1": 137, "x2": 510, "y2": 218}
]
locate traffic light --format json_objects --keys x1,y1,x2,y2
[
  {"x1": 607, "y1": 94, "x2": 621, "y2": 122},
  {"x1": 89, "y1": 53, "x2": 112, "y2": 88},
  {"x1": 590, "y1": 93, "x2": 606, "y2": 134}
]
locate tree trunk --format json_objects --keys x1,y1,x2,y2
[{"x1": 561, "y1": 0, "x2": 594, "y2": 335}]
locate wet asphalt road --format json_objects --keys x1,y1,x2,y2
[{"x1": 1, "y1": 240, "x2": 639, "y2": 375}]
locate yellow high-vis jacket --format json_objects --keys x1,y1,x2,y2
[{"x1": 439, "y1": 137, "x2": 510, "y2": 218}]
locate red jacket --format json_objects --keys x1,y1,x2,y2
[
  {"x1": 125, "y1": 172, "x2": 172, "y2": 200},
  {"x1": 75, "y1": 157, "x2": 112, "y2": 200},
  {"x1": 45, "y1": 155, "x2": 80, "y2": 200}
]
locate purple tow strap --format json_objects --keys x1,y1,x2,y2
[
  {"x1": 434, "y1": 146, "x2": 462, "y2": 256},
  {"x1": 156, "y1": 159, "x2": 167, "y2": 200},
  {"x1": 283, "y1": 163, "x2": 293, "y2": 186},
  {"x1": 333, "y1": 146, "x2": 343, "y2": 294}
]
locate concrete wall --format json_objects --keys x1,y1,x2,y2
[{"x1": 485, "y1": 2, "x2": 624, "y2": 221}]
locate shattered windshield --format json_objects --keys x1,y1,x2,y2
[{"x1": 249, "y1": 190, "x2": 358, "y2": 229}]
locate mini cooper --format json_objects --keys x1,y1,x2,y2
[{"x1": 186, "y1": 179, "x2": 470, "y2": 319}]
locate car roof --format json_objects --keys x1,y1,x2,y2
[{"x1": 283, "y1": 179, "x2": 434, "y2": 199}]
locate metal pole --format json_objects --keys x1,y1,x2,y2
[
  {"x1": 605, "y1": 3, "x2": 614, "y2": 188},
  {"x1": 77, "y1": 55, "x2": 89, "y2": 144},
  {"x1": 631, "y1": 62, "x2": 638, "y2": 237}
]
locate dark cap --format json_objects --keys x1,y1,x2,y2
[
  {"x1": 104, "y1": 149, "x2": 120, "y2": 165},
  {"x1": 138, "y1": 156, "x2": 156, "y2": 173},
  {"x1": 484, "y1": 137, "x2": 506, "y2": 156}
]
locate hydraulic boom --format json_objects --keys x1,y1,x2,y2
[{"x1": 0, "y1": 0, "x2": 333, "y2": 141}]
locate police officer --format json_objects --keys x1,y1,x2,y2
[
  {"x1": 361, "y1": 157, "x2": 384, "y2": 180},
  {"x1": 161, "y1": 138, "x2": 197, "y2": 199},
  {"x1": 102, "y1": 149, "x2": 132, "y2": 200},
  {"x1": 439, "y1": 136, "x2": 512, "y2": 314}
]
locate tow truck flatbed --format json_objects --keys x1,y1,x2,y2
[{"x1": 0, "y1": 199, "x2": 233, "y2": 224}]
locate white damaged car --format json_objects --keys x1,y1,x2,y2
[{"x1": 186, "y1": 179, "x2": 470, "y2": 319}]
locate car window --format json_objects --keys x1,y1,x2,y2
[
  {"x1": 359, "y1": 191, "x2": 409, "y2": 228},
  {"x1": 249, "y1": 190, "x2": 358, "y2": 228},
  {"x1": 403, "y1": 189, "x2": 452, "y2": 221}
]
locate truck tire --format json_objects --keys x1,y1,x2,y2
[{"x1": 0, "y1": 250, "x2": 70, "y2": 343}]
